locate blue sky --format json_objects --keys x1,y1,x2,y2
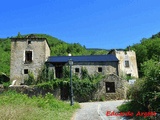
[{"x1": 1, "y1": 0, "x2": 160, "y2": 49}]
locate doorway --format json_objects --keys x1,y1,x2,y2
[{"x1": 55, "y1": 66, "x2": 63, "y2": 78}]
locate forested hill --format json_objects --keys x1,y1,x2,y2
[
  {"x1": 130, "y1": 32, "x2": 160, "y2": 77},
  {"x1": 0, "y1": 33, "x2": 107, "y2": 76}
]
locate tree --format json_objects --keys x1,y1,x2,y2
[{"x1": 127, "y1": 60, "x2": 160, "y2": 113}]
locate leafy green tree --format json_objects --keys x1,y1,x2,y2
[
  {"x1": 127, "y1": 60, "x2": 160, "y2": 114},
  {"x1": 131, "y1": 44, "x2": 148, "y2": 74},
  {"x1": 130, "y1": 33, "x2": 160, "y2": 77}
]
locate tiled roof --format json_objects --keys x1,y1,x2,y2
[{"x1": 46, "y1": 54, "x2": 118, "y2": 63}]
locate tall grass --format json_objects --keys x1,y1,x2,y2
[{"x1": 0, "y1": 90, "x2": 80, "y2": 120}]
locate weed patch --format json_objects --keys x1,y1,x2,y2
[{"x1": 0, "y1": 90, "x2": 80, "y2": 120}]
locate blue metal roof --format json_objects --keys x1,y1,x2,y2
[{"x1": 46, "y1": 54, "x2": 118, "y2": 63}]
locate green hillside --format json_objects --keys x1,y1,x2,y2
[
  {"x1": 0, "y1": 38, "x2": 10, "y2": 76},
  {"x1": 0, "y1": 33, "x2": 107, "y2": 76}
]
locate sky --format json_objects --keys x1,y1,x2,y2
[{"x1": 1, "y1": 0, "x2": 160, "y2": 49}]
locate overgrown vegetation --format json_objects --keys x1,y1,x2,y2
[
  {"x1": 0, "y1": 90, "x2": 79, "y2": 120},
  {"x1": 72, "y1": 67, "x2": 105, "y2": 102},
  {"x1": 118, "y1": 60, "x2": 160, "y2": 119},
  {"x1": 0, "y1": 38, "x2": 10, "y2": 76},
  {"x1": 33, "y1": 66, "x2": 105, "y2": 102},
  {"x1": 130, "y1": 32, "x2": 160, "y2": 77},
  {"x1": 117, "y1": 32, "x2": 160, "y2": 119}
]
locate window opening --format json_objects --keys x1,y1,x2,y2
[
  {"x1": 24, "y1": 69, "x2": 28, "y2": 74},
  {"x1": 75, "y1": 68, "x2": 79, "y2": 73},
  {"x1": 105, "y1": 82, "x2": 115, "y2": 93},
  {"x1": 98, "y1": 67, "x2": 102, "y2": 72},
  {"x1": 127, "y1": 74, "x2": 131, "y2": 77},
  {"x1": 28, "y1": 40, "x2": 31, "y2": 44},
  {"x1": 55, "y1": 66, "x2": 63, "y2": 78},
  {"x1": 125, "y1": 60, "x2": 129, "y2": 67},
  {"x1": 25, "y1": 51, "x2": 32, "y2": 63}
]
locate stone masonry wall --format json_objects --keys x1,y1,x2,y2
[
  {"x1": 94, "y1": 74, "x2": 128, "y2": 100},
  {"x1": 72, "y1": 61, "x2": 119, "y2": 77}
]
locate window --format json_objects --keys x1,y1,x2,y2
[
  {"x1": 127, "y1": 74, "x2": 131, "y2": 77},
  {"x1": 105, "y1": 82, "x2": 115, "y2": 93},
  {"x1": 25, "y1": 51, "x2": 32, "y2": 63},
  {"x1": 24, "y1": 69, "x2": 28, "y2": 74},
  {"x1": 125, "y1": 60, "x2": 130, "y2": 67},
  {"x1": 126, "y1": 74, "x2": 132, "y2": 80},
  {"x1": 75, "y1": 68, "x2": 80, "y2": 73},
  {"x1": 55, "y1": 66, "x2": 63, "y2": 78},
  {"x1": 28, "y1": 40, "x2": 31, "y2": 44},
  {"x1": 98, "y1": 67, "x2": 102, "y2": 72}
]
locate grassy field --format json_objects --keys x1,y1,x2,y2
[{"x1": 0, "y1": 90, "x2": 80, "y2": 120}]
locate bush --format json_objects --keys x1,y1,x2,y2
[
  {"x1": 118, "y1": 60, "x2": 160, "y2": 119},
  {"x1": 24, "y1": 72, "x2": 35, "y2": 85}
]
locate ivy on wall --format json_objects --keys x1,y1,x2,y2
[{"x1": 24, "y1": 65, "x2": 105, "y2": 102}]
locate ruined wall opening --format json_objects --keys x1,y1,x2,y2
[
  {"x1": 125, "y1": 60, "x2": 130, "y2": 67},
  {"x1": 28, "y1": 40, "x2": 31, "y2": 44},
  {"x1": 105, "y1": 82, "x2": 115, "y2": 93},
  {"x1": 75, "y1": 68, "x2": 80, "y2": 73},
  {"x1": 25, "y1": 51, "x2": 32, "y2": 63},
  {"x1": 55, "y1": 66, "x2": 63, "y2": 78},
  {"x1": 24, "y1": 69, "x2": 28, "y2": 74},
  {"x1": 98, "y1": 67, "x2": 102, "y2": 72}
]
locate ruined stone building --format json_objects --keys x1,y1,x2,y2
[
  {"x1": 10, "y1": 35, "x2": 138, "y2": 100},
  {"x1": 108, "y1": 49, "x2": 139, "y2": 78},
  {"x1": 10, "y1": 35, "x2": 50, "y2": 84}
]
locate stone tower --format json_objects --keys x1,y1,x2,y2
[
  {"x1": 109, "y1": 49, "x2": 139, "y2": 78},
  {"x1": 10, "y1": 34, "x2": 50, "y2": 85}
]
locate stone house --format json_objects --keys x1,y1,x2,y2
[
  {"x1": 46, "y1": 55, "x2": 119, "y2": 78},
  {"x1": 10, "y1": 35, "x2": 138, "y2": 100}
]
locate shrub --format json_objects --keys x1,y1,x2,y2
[
  {"x1": 24, "y1": 72, "x2": 35, "y2": 85},
  {"x1": 119, "y1": 60, "x2": 160, "y2": 119}
]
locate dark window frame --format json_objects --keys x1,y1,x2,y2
[
  {"x1": 25, "y1": 51, "x2": 32, "y2": 63},
  {"x1": 98, "y1": 67, "x2": 102, "y2": 72},
  {"x1": 105, "y1": 82, "x2": 115, "y2": 93},
  {"x1": 28, "y1": 40, "x2": 31, "y2": 44},
  {"x1": 75, "y1": 68, "x2": 80, "y2": 73},
  {"x1": 125, "y1": 60, "x2": 130, "y2": 67},
  {"x1": 24, "y1": 69, "x2": 28, "y2": 74}
]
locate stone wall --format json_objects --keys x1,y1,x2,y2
[
  {"x1": 94, "y1": 74, "x2": 128, "y2": 100},
  {"x1": 8, "y1": 85, "x2": 61, "y2": 99},
  {"x1": 72, "y1": 61, "x2": 119, "y2": 76}
]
